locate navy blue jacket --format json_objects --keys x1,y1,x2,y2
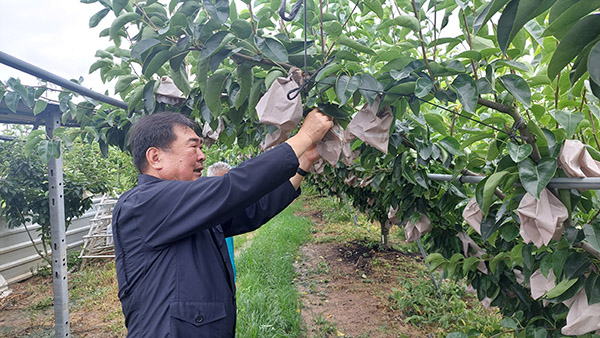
[{"x1": 112, "y1": 144, "x2": 300, "y2": 337}]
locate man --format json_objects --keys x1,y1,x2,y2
[
  {"x1": 206, "y1": 162, "x2": 236, "y2": 280},
  {"x1": 112, "y1": 109, "x2": 332, "y2": 337}
]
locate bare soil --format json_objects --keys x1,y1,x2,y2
[
  {"x1": 294, "y1": 209, "x2": 434, "y2": 338},
  {"x1": 0, "y1": 267, "x2": 123, "y2": 338}
]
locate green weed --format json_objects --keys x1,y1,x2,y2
[
  {"x1": 388, "y1": 270, "x2": 503, "y2": 336},
  {"x1": 235, "y1": 201, "x2": 311, "y2": 338}
]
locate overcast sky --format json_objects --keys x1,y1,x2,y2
[{"x1": 0, "y1": 0, "x2": 114, "y2": 94}]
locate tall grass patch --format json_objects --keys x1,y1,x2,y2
[{"x1": 235, "y1": 201, "x2": 311, "y2": 338}]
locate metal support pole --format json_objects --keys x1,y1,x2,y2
[
  {"x1": 427, "y1": 173, "x2": 600, "y2": 190},
  {"x1": 341, "y1": 193, "x2": 359, "y2": 227},
  {"x1": 0, "y1": 51, "x2": 128, "y2": 110},
  {"x1": 46, "y1": 109, "x2": 70, "y2": 337},
  {"x1": 417, "y1": 238, "x2": 441, "y2": 298}
]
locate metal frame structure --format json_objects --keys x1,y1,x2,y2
[{"x1": 0, "y1": 51, "x2": 128, "y2": 338}]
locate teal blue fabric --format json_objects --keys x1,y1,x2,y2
[{"x1": 225, "y1": 237, "x2": 236, "y2": 282}]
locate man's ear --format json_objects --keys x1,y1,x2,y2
[{"x1": 146, "y1": 147, "x2": 163, "y2": 170}]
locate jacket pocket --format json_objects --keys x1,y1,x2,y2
[{"x1": 169, "y1": 300, "x2": 227, "y2": 337}]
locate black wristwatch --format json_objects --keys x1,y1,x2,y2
[{"x1": 296, "y1": 167, "x2": 309, "y2": 177}]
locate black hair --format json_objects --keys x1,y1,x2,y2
[{"x1": 129, "y1": 112, "x2": 199, "y2": 174}]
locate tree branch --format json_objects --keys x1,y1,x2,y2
[{"x1": 478, "y1": 98, "x2": 542, "y2": 162}]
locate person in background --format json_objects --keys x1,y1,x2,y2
[
  {"x1": 112, "y1": 109, "x2": 332, "y2": 337},
  {"x1": 207, "y1": 161, "x2": 236, "y2": 281}
]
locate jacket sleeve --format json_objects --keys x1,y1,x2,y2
[
  {"x1": 221, "y1": 181, "x2": 300, "y2": 237},
  {"x1": 130, "y1": 143, "x2": 299, "y2": 249}
]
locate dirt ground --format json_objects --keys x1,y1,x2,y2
[
  {"x1": 295, "y1": 210, "x2": 433, "y2": 338},
  {"x1": 0, "y1": 265, "x2": 124, "y2": 338}
]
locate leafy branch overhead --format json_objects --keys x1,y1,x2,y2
[{"x1": 2, "y1": 0, "x2": 600, "y2": 335}]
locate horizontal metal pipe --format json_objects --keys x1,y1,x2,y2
[
  {"x1": 427, "y1": 174, "x2": 600, "y2": 190},
  {"x1": 0, "y1": 51, "x2": 128, "y2": 110}
]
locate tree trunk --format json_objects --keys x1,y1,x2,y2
[{"x1": 380, "y1": 219, "x2": 390, "y2": 250}]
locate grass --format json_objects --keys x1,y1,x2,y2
[
  {"x1": 235, "y1": 200, "x2": 312, "y2": 338},
  {"x1": 388, "y1": 270, "x2": 504, "y2": 336}
]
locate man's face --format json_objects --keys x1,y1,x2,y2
[{"x1": 160, "y1": 125, "x2": 206, "y2": 181}]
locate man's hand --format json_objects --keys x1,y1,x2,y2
[
  {"x1": 297, "y1": 108, "x2": 334, "y2": 144},
  {"x1": 286, "y1": 108, "x2": 333, "y2": 159},
  {"x1": 299, "y1": 144, "x2": 320, "y2": 168}
]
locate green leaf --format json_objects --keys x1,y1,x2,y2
[
  {"x1": 335, "y1": 75, "x2": 361, "y2": 106},
  {"x1": 88, "y1": 59, "x2": 113, "y2": 74},
  {"x1": 424, "y1": 113, "x2": 448, "y2": 136},
  {"x1": 89, "y1": 8, "x2": 110, "y2": 28},
  {"x1": 33, "y1": 100, "x2": 47, "y2": 116},
  {"x1": 451, "y1": 74, "x2": 478, "y2": 114},
  {"x1": 115, "y1": 74, "x2": 138, "y2": 94},
  {"x1": 456, "y1": 51, "x2": 482, "y2": 61},
  {"x1": 170, "y1": 64, "x2": 191, "y2": 97},
  {"x1": 588, "y1": 40, "x2": 600, "y2": 87},
  {"x1": 425, "y1": 253, "x2": 447, "y2": 271},
  {"x1": 127, "y1": 85, "x2": 144, "y2": 112},
  {"x1": 585, "y1": 273, "x2": 600, "y2": 305},
  {"x1": 234, "y1": 63, "x2": 253, "y2": 109},
  {"x1": 110, "y1": 12, "x2": 141, "y2": 41},
  {"x1": 414, "y1": 77, "x2": 434, "y2": 98},
  {"x1": 439, "y1": 136, "x2": 462, "y2": 156},
  {"x1": 317, "y1": 103, "x2": 350, "y2": 121},
  {"x1": 498, "y1": 74, "x2": 531, "y2": 108},
  {"x1": 363, "y1": 0, "x2": 383, "y2": 19},
  {"x1": 463, "y1": 256, "x2": 481, "y2": 273},
  {"x1": 584, "y1": 222, "x2": 600, "y2": 253},
  {"x1": 3, "y1": 92, "x2": 19, "y2": 113},
  {"x1": 248, "y1": 79, "x2": 264, "y2": 116},
  {"x1": 200, "y1": 31, "x2": 230, "y2": 59},
  {"x1": 143, "y1": 80, "x2": 156, "y2": 113},
  {"x1": 37, "y1": 139, "x2": 53, "y2": 163},
  {"x1": 544, "y1": 0, "x2": 600, "y2": 38},
  {"x1": 131, "y1": 39, "x2": 161, "y2": 60},
  {"x1": 394, "y1": 15, "x2": 420, "y2": 32},
  {"x1": 337, "y1": 35, "x2": 375, "y2": 55},
  {"x1": 518, "y1": 158, "x2": 557, "y2": 198},
  {"x1": 547, "y1": 14, "x2": 600, "y2": 80},
  {"x1": 143, "y1": 49, "x2": 177, "y2": 77},
  {"x1": 231, "y1": 20, "x2": 253, "y2": 39},
  {"x1": 490, "y1": 252, "x2": 509, "y2": 274},
  {"x1": 473, "y1": 0, "x2": 511, "y2": 34},
  {"x1": 359, "y1": 74, "x2": 384, "y2": 106},
  {"x1": 482, "y1": 171, "x2": 509, "y2": 216},
  {"x1": 264, "y1": 69, "x2": 284, "y2": 90},
  {"x1": 498, "y1": 0, "x2": 547, "y2": 53},
  {"x1": 564, "y1": 252, "x2": 591, "y2": 280},
  {"x1": 24, "y1": 130, "x2": 46, "y2": 156},
  {"x1": 324, "y1": 21, "x2": 343, "y2": 37},
  {"x1": 500, "y1": 317, "x2": 518, "y2": 330},
  {"x1": 203, "y1": 0, "x2": 229, "y2": 23},
  {"x1": 113, "y1": 0, "x2": 128, "y2": 15},
  {"x1": 254, "y1": 36, "x2": 289, "y2": 63},
  {"x1": 545, "y1": 278, "x2": 579, "y2": 299},
  {"x1": 496, "y1": 0, "x2": 519, "y2": 52},
  {"x1": 507, "y1": 142, "x2": 532, "y2": 162},
  {"x1": 551, "y1": 109, "x2": 584, "y2": 138},
  {"x1": 205, "y1": 69, "x2": 229, "y2": 116}
]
